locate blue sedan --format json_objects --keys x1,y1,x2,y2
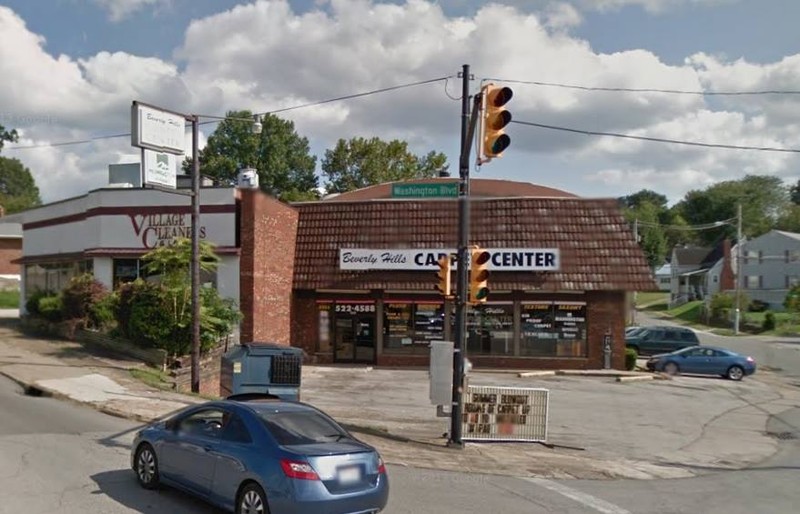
[
  {"x1": 131, "y1": 394, "x2": 389, "y2": 514},
  {"x1": 646, "y1": 345, "x2": 756, "y2": 380}
]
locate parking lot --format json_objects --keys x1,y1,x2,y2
[{"x1": 301, "y1": 365, "x2": 799, "y2": 478}]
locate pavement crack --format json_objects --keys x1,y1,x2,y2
[{"x1": 484, "y1": 476, "x2": 553, "y2": 509}]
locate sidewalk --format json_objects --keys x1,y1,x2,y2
[{"x1": 1, "y1": 316, "x2": 799, "y2": 480}]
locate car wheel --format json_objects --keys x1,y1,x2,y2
[
  {"x1": 663, "y1": 362, "x2": 679, "y2": 375},
  {"x1": 135, "y1": 443, "x2": 160, "y2": 490},
  {"x1": 237, "y1": 482, "x2": 270, "y2": 514},
  {"x1": 727, "y1": 365, "x2": 745, "y2": 381}
]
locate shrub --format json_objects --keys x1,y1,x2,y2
[
  {"x1": 37, "y1": 295, "x2": 63, "y2": 322},
  {"x1": 25, "y1": 290, "x2": 48, "y2": 317},
  {"x1": 123, "y1": 281, "x2": 173, "y2": 350},
  {"x1": 61, "y1": 273, "x2": 110, "y2": 328},
  {"x1": 763, "y1": 311, "x2": 776, "y2": 331},
  {"x1": 625, "y1": 348, "x2": 638, "y2": 371},
  {"x1": 748, "y1": 299, "x2": 770, "y2": 313},
  {"x1": 90, "y1": 292, "x2": 117, "y2": 329}
]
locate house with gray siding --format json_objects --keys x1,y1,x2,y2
[{"x1": 740, "y1": 230, "x2": 800, "y2": 309}]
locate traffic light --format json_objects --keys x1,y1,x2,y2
[
  {"x1": 469, "y1": 246, "x2": 490, "y2": 305},
  {"x1": 434, "y1": 255, "x2": 452, "y2": 298},
  {"x1": 481, "y1": 83, "x2": 513, "y2": 160}
]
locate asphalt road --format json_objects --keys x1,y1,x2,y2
[
  {"x1": 636, "y1": 311, "x2": 800, "y2": 379},
  {"x1": 1, "y1": 373, "x2": 798, "y2": 514}
]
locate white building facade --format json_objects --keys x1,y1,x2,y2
[{"x1": 13, "y1": 186, "x2": 241, "y2": 312}]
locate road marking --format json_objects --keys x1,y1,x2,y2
[{"x1": 521, "y1": 477, "x2": 631, "y2": 514}]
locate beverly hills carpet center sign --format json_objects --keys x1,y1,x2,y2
[{"x1": 339, "y1": 248, "x2": 560, "y2": 271}]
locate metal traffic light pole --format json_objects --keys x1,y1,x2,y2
[{"x1": 450, "y1": 64, "x2": 482, "y2": 447}]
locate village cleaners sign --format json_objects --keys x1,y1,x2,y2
[
  {"x1": 129, "y1": 213, "x2": 207, "y2": 249},
  {"x1": 339, "y1": 248, "x2": 560, "y2": 271}
]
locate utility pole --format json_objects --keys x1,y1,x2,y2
[
  {"x1": 190, "y1": 115, "x2": 201, "y2": 393},
  {"x1": 450, "y1": 64, "x2": 471, "y2": 448},
  {"x1": 633, "y1": 218, "x2": 639, "y2": 325},
  {"x1": 734, "y1": 203, "x2": 742, "y2": 335}
]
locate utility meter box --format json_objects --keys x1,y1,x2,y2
[
  {"x1": 429, "y1": 340, "x2": 454, "y2": 406},
  {"x1": 221, "y1": 342, "x2": 303, "y2": 401}
]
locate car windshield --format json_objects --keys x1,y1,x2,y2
[{"x1": 258, "y1": 410, "x2": 350, "y2": 446}]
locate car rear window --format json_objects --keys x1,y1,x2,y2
[
  {"x1": 680, "y1": 331, "x2": 699, "y2": 342},
  {"x1": 258, "y1": 410, "x2": 350, "y2": 446}
]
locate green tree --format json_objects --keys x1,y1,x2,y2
[
  {"x1": 621, "y1": 199, "x2": 668, "y2": 269},
  {"x1": 321, "y1": 137, "x2": 449, "y2": 194},
  {"x1": 790, "y1": 179, "x2": 800, "y2": 205},
  {"x1": 619, "y1": 189, "x2": 668, "y2": 210},
  {"x1": 0, "y1": 157, "x2": 42, "y2": 213},
  {"x1": 188, "y1": 110, "x2": 319, "y2": 201},
  {"x1": 674, "y1": 175, "x2": 789, "y2": 245},
  {"x1": 121, "y1": 238, "x2": 243, "y2": 356},
  {"x1": 0, "y1": 123, "x2": 17, "y2": 151}
]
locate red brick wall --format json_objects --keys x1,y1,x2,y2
[
  {"x1": 292, "y1": 295, "x2": 319, "y2": 359},
  {"x1": 0, "y1": 238, "x2": 21, "y2": 275},
  {"x1": 238, "y1": 190, "x2": 298, "y2": 344}
]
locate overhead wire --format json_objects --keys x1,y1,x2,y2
[
  {"x1": 511, "y1": 119, "x2": 800, "y2": 154},
  {"x1": 484, "y1": 77, "x2": 800, "y2": 96},
  {"x1": 6, "y1": 76, "x2": 453, "y2": 151}
]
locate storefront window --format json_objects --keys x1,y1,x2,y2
[
  {"x1": 24, "y1": 260, "x2": 93, "y2": 301},
  {"x1": 463, "y1": 304, "x2": 514, "y2": 356},
  {"x1": 383, "y1": 302, "x2": 445, "y2": 354},
  {"x1": 113, "y1": 259, "x2": 140, "y2": 288},
  {"x1": 521, "y1": 302, "x2": 587, "y2": 357}
]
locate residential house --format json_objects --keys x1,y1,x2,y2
[
  {"x1": 654, "y1": 263, "x2": 671, "y2": 291},
  {"x1": 739, "y1": 230, "x2": 800, "y2": 309},
  {"x1": 670, "y1": 240, "x2": 735, "y2": 306}
]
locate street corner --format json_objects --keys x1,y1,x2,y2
[{"x1": 350, "y1": 430, "x2": 699, "y2": 481}]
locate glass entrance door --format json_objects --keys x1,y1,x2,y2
[{"x1": 334, "y1": 313, "x2": 376, "y2": 364}]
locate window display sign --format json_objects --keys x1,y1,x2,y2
[
  {"x1": 554, "y1": 303, "x2": 586, "y2": 341},
  {"x1": 462, "y1": 385, "x2": 549, "y2": 442},
  {"x1": 413, "y1": 304, "x2": 444, "y2": 345},
  {"x1": 333, "y1": 303, "x2": 376, "y2": 314}
]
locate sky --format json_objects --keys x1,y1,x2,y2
[{"x1": 1, "y1": 0, "x2": 799, "y2": 205}]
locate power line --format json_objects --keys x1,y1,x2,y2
[
  {"x1": 636, "y1": 218, "x2": 737, "y2": 231},
  {"x1": 7, "y1": 76, "x2": 452, "y2": 151},
  {"x1": 486, "y1": 77, "x2": 800, "y2": 96},
  {"x1": 512, "y1": 119, "x2": 800, "y2": 154}
]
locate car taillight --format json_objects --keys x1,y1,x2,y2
[
  {"x1": 747, "y1": 356, "x2": 755, "y2": 362},
  {"x1": 280, "y1": 459, "x2": 320, "y2": 480},
  {"x1": 377, "y1": 456, "x2": 386, "y2": 474}
]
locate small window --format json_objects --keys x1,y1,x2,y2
[
  {"x1": 680, "y1": 331, "x2": 699, "y2": 343},
  {"x1": 663, "y1": 330, "x2": 679, "y2": 341},
  {"x1": 221, "y1": 414, "x2": 252, "y2": 444},
  {"x1": 178, "y1": 408, "x2": 226, "y2": 438}
]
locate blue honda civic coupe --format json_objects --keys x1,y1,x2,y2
[
  {"x1": 646, "y1": 345, "x2": 756, "y2": 380},
  {"x1": 131, "y1": 394, "x2": 389, "y2": 514}
]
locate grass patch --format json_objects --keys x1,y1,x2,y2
[
  {"x1": 0, "y1": 289, "x2": 19, "y2": 308},
  {"x1": 636, "y1": 292, "x2": 668, "y2": 308},
  {"x1": 744, "y1": 311, "x2": 794, "y2": 324},
  {"x1": 130, "y1": 367, "x2": 173, "y2": 391},
  {"x1": 666, "y1": 301, "x2": 704, "y2": 324}
]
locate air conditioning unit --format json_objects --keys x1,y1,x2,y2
[{"x1": 237, "y1": 168, "x2": 259, "y2": 189}]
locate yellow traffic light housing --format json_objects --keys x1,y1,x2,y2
[
  {"x1": 469, "y1": 246, "x2": 490, "y2": 305},
  {"x1": 434, "y1": 255, "x2": 452, "y2": 298},
  {"x1": 481, "y1": 83, "x2": 513, "y2": 161}
]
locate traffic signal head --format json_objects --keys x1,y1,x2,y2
[
  {"x1": 481, "y1": 83, "x2": 513, "y2": 160},
  {"x1": 434, "y1": 255, "x2": 452, "y2": 298},
  {"x1": 469, "y1": 247, "x2": 490, "y2": 305}
]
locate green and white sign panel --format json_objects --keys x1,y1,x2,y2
[{"x1": 391, "y1": 183, "x2": 458, "y2": 198}]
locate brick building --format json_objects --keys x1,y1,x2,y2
[{"x1": 10, "y1": 177, "x2": 655, "y2": 370}]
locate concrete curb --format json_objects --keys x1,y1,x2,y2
[
  {"x1": 616, "y1": 375, "x2": 654, "y2": 383},
  {"x1": 518, "y1": 371, "x2": 557, "y2": 378}
]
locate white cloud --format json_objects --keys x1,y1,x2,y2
[
  {"x1": 578, "y1": 0, "x2": 735, "y2": 14},
  {"x1": 0, "y1": 0, "x2": 798, "y2": 205},
  {"x1": 92, "y1": 0, "x2": 171, "y2": 22}
]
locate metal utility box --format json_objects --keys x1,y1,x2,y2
[{"x1": 221, "y1": 342, "x2": 303, "y2": 401}]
